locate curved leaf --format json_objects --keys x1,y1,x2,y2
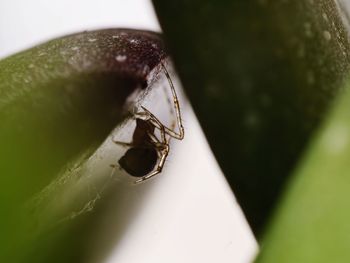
[
  {"x1": 152, "y1": 0, "x2": 350, "y2": 234},
  {"x1": 0, "y1": 28, "x2": 165, "y2": 261}
]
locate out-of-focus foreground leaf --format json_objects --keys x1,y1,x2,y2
[
  {"x1": 0, "y1": 29, "x2": 165, "y2": 262},
  {"x1": 255, "y1": 78, "x2": 350, "y2": 262},
  {"x1": 152, "y1": 0, "x2": 350, "y2": 234}
]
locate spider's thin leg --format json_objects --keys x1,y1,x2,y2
[
  {"x1": 139, "y1": 106, "x2": 162, "y2": 128},
  {"x1": 111, "y1": 138, "x2": 133, "y2": 148},
  {"x1": 146, "y1": 130, "x2": 169, "y2": 151},
  {"x1": 111, "y1": 118, "x2": 135, "y2": 147},
  {"x1": 134, "y1": 143, "x2": 170, "y2": 184},
  {"x1": 134, "y1": 107, "x2": 167, "y2": 140},
  {"x1": 146, "y1": 130, "x2": 162, "y2": 144},
  {"x1": 140, "y1": 106, "x2": 167, "y2": 143},
  {"x1": 160, "y1": 62, "x2": 185, "y2": 140}
]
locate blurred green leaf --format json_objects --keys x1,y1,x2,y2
[
  {"x1": 256, "y1": 77, "x2": 350, "y2": 262},
  {"x1": 152, "y1": 0, "x2": 350, "y2": 234}
]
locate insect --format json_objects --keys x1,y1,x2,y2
[{"x1": 112, "y1": 63, "x2": 184, "y2": 183}]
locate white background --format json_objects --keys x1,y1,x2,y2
[
  {"x1": 0, "y1": 0, "x2": 160, "y2": 58},
  {"x1": 0, "y1": 1, "x2": 258, "y2": 262}
]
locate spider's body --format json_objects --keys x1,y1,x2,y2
[
  {"x1": 118, "y1": 119, "x2": 158, "y2": 177},
  {"x1": 131, "y1": 118, "x2": 156, "y2": 146}
]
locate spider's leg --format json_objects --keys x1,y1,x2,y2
[
  {"x1": 111, "y1": 138, "x2": 133, "y2": 148},
  {"x1": 160, "y1": 63, "x2": 185, "y2": 140},
  {"x1": 134, "y1": 143, "x2": 170, "y2": 184},
  {"x1": 139, "y1": 107, "x2": 163, "y2": 129},
  {"x1": 146, "y1": 129, "x2": 169, "y2": 151},
  {"x1": 140, "y1": 107, "x2": 167, "y2": 143}
]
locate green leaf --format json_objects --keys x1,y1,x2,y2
[
  {"x1": 0, "y1": 28, "x2": 165, "y2": 262},
  {"x1": 255, "y1": 77, "x2": 350, "y2": 262},
  {"x1": 152, "y1": 0, "x2": 350, "y2": 234}
]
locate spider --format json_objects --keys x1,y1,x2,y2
[{"x1": 112, "y1": 63, "x2": 184, "y2": 183}]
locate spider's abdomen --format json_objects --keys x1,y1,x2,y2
[{"x1": 118, "y1": 147, "x2": 158, "y2": 177}]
